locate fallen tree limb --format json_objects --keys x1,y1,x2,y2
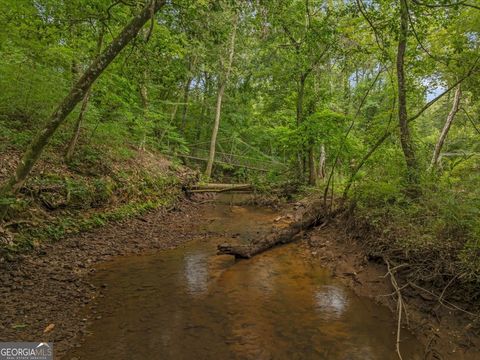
[
  {"x1": 188, "y1": 183, "x2": 252, "y2": 193},
  {"x1": 218, "y1": 201, "x2": 329, "y2": 258}
]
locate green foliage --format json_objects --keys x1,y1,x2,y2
[
  {"x1": 1, "y1": 0, "x2": 480, "y2": 281},
  {"x1": 300, "y1": 110, "x2": 349, "y2": 150}
]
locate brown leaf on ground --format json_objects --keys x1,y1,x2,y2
[{"x1": 43, "y1": 323, "x2": 55, "y2": 333}]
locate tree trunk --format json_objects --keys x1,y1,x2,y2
[
  {"x1": 318, "y1": 144, "x2": 326, "y2": 179},
  {"x1": 181, "y1": 76, "x2": 193, "y2": 133},
  {"x1": 65, "y1": 29, "x2": 104, "y2": 161},
  {"x1": 297, "y1": 74, "x2": 307, "y2": 176},
  {"x1": 195, "y1": 71, "x2": 210, "y2": 143},
  {"x1": 397, "y1": 0, "x2": 419, "y2": 188},
  {"x1": 139, "y1": 77, "x2": 149, "y2": 109},
  {"x1": 296, "y1": 74, "x2": 306, "y2": 127},
  {"x1": 205, "y1": 15, "x2": 238, "y2": 178},
  {"x1": 308, "y1": 146, "x2": 316, "y2": 185},
  {"x1": 0, "y1": 0, "x2": 166, "y2": 219},
  {"x1": 158, "y1": 101, "x2": 179, "y2": 145},
  {"x1": 138, "y1": 70, "x2": 149, "y2": 151},
  {"x1": 205, "y1": 82, "x2": 226, "y2": 178},
  {"x1": 430, "y1": 85, "x2": 462, "y2": 169},
  {"x1": 65, "y1": 90, "x2": 91, "y2": 161}
]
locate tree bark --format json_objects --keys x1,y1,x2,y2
[
  {"x1": 430, "y1": 85, "x2": 462, "y2": 169},
  {"x1": 397, "y1": 0, "x2": 419, "y2": 188},
  {"x1": 205, "y1": 15, "x2": 238, "y2": 178},
  {"x1": 0, "y1": 0, "x2": 166, "y2": 219}
]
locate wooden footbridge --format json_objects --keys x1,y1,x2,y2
[{"x1": 175, "y1": 135, "x2": 287, "y2": 172}]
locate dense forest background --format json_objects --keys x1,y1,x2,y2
[{"x1": 1, "y1": 0, "x2": 480, "y2": 286}]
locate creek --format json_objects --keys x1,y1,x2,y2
[{"x1": 66, "y1": 196, "x2": 423, "y2": 359}]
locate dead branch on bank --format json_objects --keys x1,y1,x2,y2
[
  {"x1": 408, "y1": 282, "x2": 478, "y2": 318},
  {"x1": 384, "y1": 259, "x2": 406, "y2": 360}
]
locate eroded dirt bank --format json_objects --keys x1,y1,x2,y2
[
  {"x1": 0, "y1": 199, "x2": 208, "y2": 356},
  {"x1": 304, "y1": 221, "x2": 480, "y2": 359}
]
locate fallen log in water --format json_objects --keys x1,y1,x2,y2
[
  {"x1": 218, "y1": 200, "x2": 327, "y2": 258},
  {"x1": 188, "y1": 183, "x2": 253, "y2": 193}
]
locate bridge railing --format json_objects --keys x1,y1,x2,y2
[{"x1": 186, "y1": 147, "x2": 286, "y2": 172}]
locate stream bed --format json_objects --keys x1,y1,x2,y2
[{"x1": 66, "y1": 200, "x2": 423, "y2": 359}]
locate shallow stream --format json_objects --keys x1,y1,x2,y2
[{"x1": 66, "y1": 198, "x2": 423, "y2": 359}]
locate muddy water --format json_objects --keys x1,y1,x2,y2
[{"x1": 66, "y1": 201, "x2": 423, "y2": 359}]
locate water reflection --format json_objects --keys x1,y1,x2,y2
[
  {"x1": 183, "y1": 251, "x2": 208, "y2": 295},
  {"x1": 314, "y1": 285, "x2": 347, "y2": 319}
]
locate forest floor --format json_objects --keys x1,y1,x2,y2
[{"x1": 304, "y1": 221, "x2": 480, "y2": 359}]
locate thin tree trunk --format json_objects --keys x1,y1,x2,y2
[
  {"x1": 397, "y1": 0, "x2": 419, "y2": 188},
  {"x1": 297, "y1": 74, "x2": 307, "y2": 175},
  {"x1": 196, "y1": 76, "x2": 208, "y2": 142},
  {"x1": 195, "y1": 71, "x2": 210, "y2": 143},
  {"x1": 181, "y1": 76, "x2": 193, "y2": 133},
  {"x1": 343, "y1": 70, "x2": 350, "y2": 115},
  {"x1": 318, "y1": 144, "x2": 326, "y2": 179},
  {"x1": 205, "y1": 15, "x2": 238, "y2": 178},
  {"x1": 205, "y1": 83, "x2": 226, "y2": 178},
  {"x1": 0, "y1": 0, "x2": 166, "y2": 219},
  {"x1": 139, "y1": 69, "x2": 149, "y2": 110},
  {"x1": 65, "y1": 29, "x2": 104, "y2": 161},
  {"x1": 171, "y1": 102, "x2": 179, "y2": 122},
  {"x1": 308, "y1": 146, "x2": 316, "y2": 185},
  {"x1": 138, "y1": 68, "x2": 149, "y2": 151},
  {"x1": 296, "y1": 74, "x2": 306, "y2": 127},
  {"x1": 65, "y1": 90, "x2": 91, "y2": 161},
  {"x1": 430, "y1": 85, "x2": 462, "y2": 169},
  {"x1": 158, "y1": 101, "x2": 178, "y2": 145},
  {"x1": 138, "y1": 82, "x2": 148, "y2": 151}
]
